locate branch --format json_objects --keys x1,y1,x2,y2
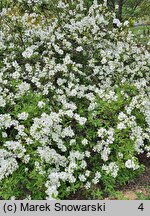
[{"x1": 133, "y1": 0, "x2": 143, "y2": 10}]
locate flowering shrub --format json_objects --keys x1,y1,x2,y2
[{"x1": 0, "y1": 0, "x2": 150, "y2": 199}]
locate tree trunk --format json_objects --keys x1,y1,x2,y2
[
  {"x1": 118, "y1": 0, "x2": 124, "y2": 21},
  {"x1": 111, "y1": 0, "x2": 116, "y2": 11}
]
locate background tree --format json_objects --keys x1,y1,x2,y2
[{"x1": 89, "y1": 0, "x2": 150, "y2": 21}]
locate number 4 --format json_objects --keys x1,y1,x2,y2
[{"x1": 138, "y1": 203, "x2": 144, "y2": 211}]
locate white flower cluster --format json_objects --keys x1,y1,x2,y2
[
  {"x1": 18, "y1": 112, "x2": 29, "y2": 120},
  {"x1": 102, "y1": 162, "x2": 119, "y2": 178},
  {"x1": 94, "y1": 127, "x2": 114, "y2": 161},
  {"x1": 125, "y1": 159, "x2": 139, "y2": 170},
  {"x1": 0, "y1": 0, "x2": 149, "y2": 199},
  {"x1": 0, "y1": 150, "x2": 18, "y2": 180}
]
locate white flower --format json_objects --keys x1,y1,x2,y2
[
  {"x1": 85, "y1": 170, "x2": 91, "y2": 177},
  {"x1": 76, "y1": 46, "x2": 83, "y2": 52},
  {"x1": 18, "y1": 112, "x2": 29, "y2": 120},
  {"x1": 22, "y1": 47, "x2": 33, "y2": 58},
  {"x1": 2, "y1": 132, "x2": 7, "y2": 138},
  {"x1": 0, "y1": 96, "x2": 6, "y2": 107},
  {"x1": 23, "y1": 155, "x2": 30, "y2": 164},
  {"x1": 92, "y1": 178, "x2": 99, "y2": 184},
  {"x1": 57, "y1": 0, "x2": 67, "y2": 9},
  {"x1": 95, "y1": 171, "x2": 101, "y2": 179},
  {"x1": 79, "y1": 174, "x2": 86, "y2": 182},
  {"x1": 10, "y1": 196, "x2": 16, "y2": 200},
  {"x1": 113, "y1": 18, "x2": 121, "y2": 27},
  {"x1": 85, "y1": 181, "x2": 91, "y2": 189},
  {"x1": 101, "y1": 147, "x2": 110, "y2": 161},
  {"x1": 69, "y1": 139, "x2": 76, "y2": 146},
  {"x1": 101, "y1": 57, "x2": 107, "y2": 64},
  {"x1": 117, "y1": 122, "x2": 126, "y2": 130},
  {"x1": 80, "y1": 160, "x2": 87, "y2": 168},
  {"x1": 78, "y1": 117, "x2": 87, "y2": 125},
  {"x1": 38, "y1": 101, "x2": 45, "y2": 108},
  {"x1": 125, "y1": 159, "x2": 139, "y2": 170},
  {"x1": 24, "y1": 195, "x2": 32, "y2": 200},
  {"x1": 61, "y1": 126, "x2": 74, "y2": 138},
  {"x1": 74, "y1": 114, "x2": 87, "y2": 125},
  {"x1": 97, "y1": 128, "x2": 106, "y2": 138},
  {"x1": 18, "y1": 82, "x2": 30, "y2": 94},
  {"x1": 85, "y1": 151, "x2": 90, "y2": 158},
  {"x1": 118, "y1": 112, "x2": 127, "y2": 121},
  {"x1": 81, "y1": 138, "x2": 88, "y2": 146},
  {"x1": 125, "y1": 160, "x2": 134, "y2": 168},
  {"x1": 25, "y1": 168, "x2": 29, "y2": 172},
  {"x1": 124, "y1": 21, "x2": 129, "y2": 26},
  {"x1": 65, "y1": 110, "x2": 73, "y2": 118},
  {"x1": 118, "y1": 152, "x2": 123, "y2": 158},
  {"x1": 102, "y1": 162, "x2": 119, "y2": 178}
]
